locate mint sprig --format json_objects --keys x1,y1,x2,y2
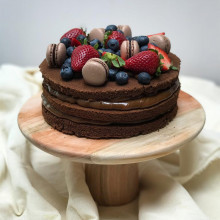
[{"x1": 101, "y1": 52, "x2": 125, "y2": 68}]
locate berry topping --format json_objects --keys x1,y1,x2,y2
[
  {"x1": 107, "y1": 39, "x2": 119, "y2": 51},
  {"x1": 115, "y1": 71, "x2": 129, "y2": 85},
  {"x1": 62, "y1": 62, "x2": 71, "y2": 69},
  {"x1": 60, "y1": 28, "x2": 85, "y2": 42},
  {"x1": 60, "y1": 38, "x2": 71, "y2": 48},
  {"x1": 71, "y1": 38, "x2": 81, "y2": 47},
  {"x1": 115, "y1": 50, "x2": 120, "y2": 56},
  {"x1": 124, "y1": 51, "x2": 159, "y2": 75},
  {"x1": 140, "y1": 45, "x2": 148, "y2": 52},
  {"x1": 64, "y1": 57, "x2": 71, "y2": 65},
  {"x1": 66, "y1": 46, "x2": 75, "y2": 57},
  {"x1": 148, "y1": 43, "x2": 178, "y2": 72},
  {"x1": 105, "y1": 31, "x2": 126, "y2": 48},
  {"x1": 77, "y1": 34, "x2": 86, "y2": 43},
  {"x1": 132, "y1": 36, "x2": 149, "y2": 47},
  {"x1": 71, "y1": 45, "x2": 99, "y2": 72},
  {"x1": 60, "y1": 66, "x2": 74, "y2": 81},
  {"x1": 105, "y1": 25, "x2": 117, "y2": 32},
  {"x1": 137, "y1": 72, "x2": 151, "y2": 84},
  {"x1": 108, "y1": 69, "x2": 118, "y2": 81},
  {"x1": 117, "y1": 30, "x2": 124, "y2": 35},
  {"x1": 104, "y1": 48, "x2": 115, "y2": 54},
  {"x1": 90, "y1": 39, "x2": 102, "y2": 49}
]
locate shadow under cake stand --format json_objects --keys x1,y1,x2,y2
[{"x1": 18, "y1": 91, "x2": 205, "y2": 206}]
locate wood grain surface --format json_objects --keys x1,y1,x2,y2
[
  {"x1": 85, "y1": 163, "x2": 139, "y2": 206},
  {"x1": 18, "y1": 91, "x2": 205, "y2": 165}
]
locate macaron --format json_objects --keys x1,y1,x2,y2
[
  {"x1": 117, "y1": 25, "x2": 132, "y2": 37},
  {"x1": 89, "y1": 28, "x2": 105, "y2": 42},
  {"x1": 149, "y1": 35, "x2": 171, "y2": 53},
  {"x1": 120, "y1": 40, "x2": 140, "y2": 60},
  {"x1": 46, "y1": 43, "x2": 67, "y2": 67},
  {"x1": 82, "y1": 58, "x2": 109, "y2": 86}
]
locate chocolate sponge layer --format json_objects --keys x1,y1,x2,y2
[
  {"x1": 40, "y1": 53, "x2": 180, "y2": 101},
  {"x1": 43, "y1": 87, "x2": 180, "y2": 123},
  {"x1": 42, "y1": 104, "x2": 178, "y2": 139}
]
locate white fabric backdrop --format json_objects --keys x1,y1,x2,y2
[{"x1": 0, "y1": 65, "x2": 220, "y2": 220}]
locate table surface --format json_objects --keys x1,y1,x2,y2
[{"x1": 18, "y1": 91, "x2": 205, "y2": 165}]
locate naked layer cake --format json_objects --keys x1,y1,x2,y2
[{"x1": 40, "y1": 25, "x2": 180, "y2": 139}]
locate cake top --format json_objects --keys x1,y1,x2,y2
[{"x1": 43, "y1": 24, "x2": 178, "y2": 88}]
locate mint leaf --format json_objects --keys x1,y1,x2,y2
[
  {"x1": 112, "y1": 59, "x2": 120, "y2": 68},
  {"x1": 94, "y1": 43, "x2": 99, "y2": 50},
  {"x1": 117, "y1": 57, "x2": 125, "y2": 67},
  {"x1": 83, "y1": 38, "x2": 88, "y2": 45}
]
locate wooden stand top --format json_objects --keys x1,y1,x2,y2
[{"x1": 18, "y1": 91, "x2": 205, "y2": 165}]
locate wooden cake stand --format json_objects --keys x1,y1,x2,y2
[{"x1": 18, "y1": 91, "x2": 205, "y2": 206}]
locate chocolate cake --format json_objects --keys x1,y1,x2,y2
[{"x1": 40, "y1": 25, "x2": 180, "y2": 139}]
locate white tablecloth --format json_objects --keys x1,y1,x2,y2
[{"x1": 0, "y1": 64, "x2": 220, "y2": 220}]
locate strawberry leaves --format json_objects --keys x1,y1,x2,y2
[
  {"x1": 104, "y1": 31, "x2": 112, "y2": 45},
  {"x1": 101, "y1": 52, "x2": 125, "y2": 68}
]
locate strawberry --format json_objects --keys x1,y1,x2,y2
[
  {"x1": 71, "y1": 38, "x2": 81, "y2": 47},
  {"x1": 60, "y1": 28, "x2": 86, "y2": 46},
  {"x1": 71, "y1": 45, "x2": 99, "y2": 72},
  {"x1": 147, "y1": 32, "x2": 165, "y2": 38},
  {"x1": 124, "y1": 51, "x2": 159, "y2": 75},
  {"x1": 105, "y1": 31, "x2": 126, "y2": 47},
  {"x1": 148, "y1": 43, "x2": 177, "y2": 72}
]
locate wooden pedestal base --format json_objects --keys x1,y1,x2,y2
[
  {"x1": 85, "y1": 163, "x2": 139, "y2": 206},
  {"x1": 18, "y1": 91, "x2": 205, "y2": 207}
]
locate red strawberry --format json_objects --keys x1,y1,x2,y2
[
  {"x1": 71, "y1": 45, "x2": 99, "y2": 72},
  {"x1": 124, "y1": 51, "x2": 159, "y2": 75},
  {"x1": 147, "y1": 32, "x2": 165, "y2": 38},
  {"x1": 60, "y1": 28, "x2": 85, "y2": 45},
  {"x1": 106, "y1": 31, "x2": 126, "y2": 47},
  {"x1": 148, "y1": 43, "x2": 172, "y2": 72},
  {"x1": 71, "y1": 38, "x2": 81, "y2": 47}
]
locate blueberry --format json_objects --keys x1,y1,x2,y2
[
  {"x1": 137, "y1": 72, "x2": 151, "y2": 85},
  {"x1": 115, "y1": 71, "x2": 129, "y2": 85},
  {"x1": 98, "y1": 48, "x2": 105, "y2": 56},
  {"x1": 104, "y1": 48, "x2": 115, "y2": 54},
  {"x1": 107, "y1": 39, "x2": 119, "y2": 51},
  {"x1": 90, "y1": 39, "x2": 101, "y2": 48},
  {"x1": 105, "y1": 24, "x2": 117, "y2": 32},
  {"x1": 108, "y1": 69, "x2": 118, "y2": 81},
  {"x1": 60, "y1": 38, "x2": 71, "y2": 48},
  {"x1": 132, "y1": 36, "x2": 149, "y2": 46},
  {"x1": 60, "y1": 67, "x2": 74, "y2": 81},
  {"x1": 64, "y1": 57, "x2": 71, "y2": 65},
  {"x1": 62, "y1": 62, "x2": 71, "y2": 69},
  {"x1": 66, "y1": 46, "x2": 74, "y2": 57},
  {"x1": 77, "y1": 34, "x2": 86, "y2": 42},
  {"x1": 117, "y1": 30, "x2": 124, "y2": 35},
  {"x1": 115, "y1": 50, "x2": 121, "y2": 56},
  {"x1": 126, "y1": 36, "x2": 132, "y2": 41},
  {"x1": 140, "y1": 45, "x2": 148, "y2": 52}
]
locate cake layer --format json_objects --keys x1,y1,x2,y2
[
  {"x1": 42, "y1": 87, "x2": 180, "y2": 123},
  {"x1": 40, "y1": 53, "x2": 180, "y2": 101},
  {"x1": 42, "y1": 104, "x2": 178, "y2": 139},
  {"x1": 43, "y1": 80, "x2": 179, "y2": 111}
]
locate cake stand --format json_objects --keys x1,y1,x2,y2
[{"x1": 18, "y1": 91, "x2": 205, "y2": 206}]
